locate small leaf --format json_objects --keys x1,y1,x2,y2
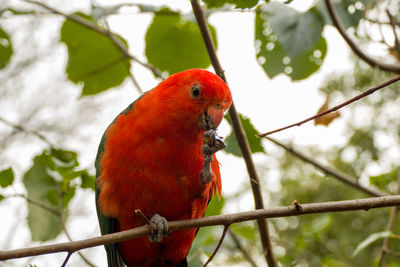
[
  {"x1": 0, "y1": 167, "x2": 14, "y2": 188},
  {"x1": 60, "y1": 12, "x2": 131, "y2": 95},
  {"x1": 205, "y1": 196, "x2": 225, "y2": 217},
  {"x1": 225, "y1": 114, "x2": 265, "y2": 157},
  {"x1": 353, "y1": 231, "x2": 393, "y2": 257},
  {"x1": 145, "y1": 9, "x2": 217, "y2": 74},
  {"x1": 81, "y1": 172, "x2": 95, "y2": 190},
  {"x1": 370, "y1": 169, "x2": 399, "y2": 190},
  {"x1": 0, "y1": 194, "x2": 5, "y2": 202},
  {"x1": 0, "y1": 27, "x2": 13, "y2": 69},
  {"x1": 314, "y1": 97, "x2": 340, "y2": 126}
]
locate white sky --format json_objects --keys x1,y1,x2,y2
[{"x1": 1, "y1": 0, "x2": 383, "y2": 266}]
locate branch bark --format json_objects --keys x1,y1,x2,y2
[
  {"x1": 324, "y1": 0, "x2": 400, "y2": 73},
  {"x1": 189, "y1": 0, "x2": 277, "y2": 265},
  {"x1": 259, "y1": 75, "x2": 400, "y2": 137},
  {"x1": 1, "y1": 196, "x2": 400, "y2": 261},
  {"x1": 265, "y1": 137, "x2": 386, "y2": 197}
]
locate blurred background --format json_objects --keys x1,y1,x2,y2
[{"x1": 0, "y1": 0, "x2": 399, "y2": 266}]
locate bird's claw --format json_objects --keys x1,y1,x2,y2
[
  {"x1": 149, "y1": 214, "x2": 170, "y2": 243},
  {"x1": 201, "y1": 130, "x2": 225, "y2": 184}
]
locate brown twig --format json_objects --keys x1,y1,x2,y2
[
  {"x1": 259, "y1": 75, "x2": 400, "y2": 137},
  {"x1": 135, "y1": 209, "x2": 151, "y2": 225},
  {"x1": 189, "y1": 0, "x2": 277, "y2": 265},
  {"x1": 377, "y1": 169, "x2": 400, "y2": 266},
  {"x1": 324, "y1": 0, "x2": 400, "y2": 73},
  {"x1": 2, "y1": 196, "x2": 400, "y2": 261},
  {"x1": 386, "y1": 10, "x2": 400, "y2": 61},
  {"x1": 265, "y1": 137, "x2": 386, "y2": 197},
  {"x1": 25, "y1": 0, "x2": 164, "y2": 79},
  {"x1": 228, "y1": 229, "x2": 258, "y2": 267},
  {"x1": 61, "y1": 252, "x2": 72, "y2": 267},
  {"x1": 12, "y1": 194, "x2": 60, "y2": 216},
  {"x1": 203, "y1": 225, "x2": 230, "y2": 267}
]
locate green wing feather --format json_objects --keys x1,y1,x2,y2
[{"x1": 95, "y1": 101, "x2": 137, "y2": 267}]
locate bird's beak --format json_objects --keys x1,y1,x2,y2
[{"x1": 200, "y1": 104, "x2": 224, "y2": 130}]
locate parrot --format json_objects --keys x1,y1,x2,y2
[{"x1": 95, "y1": 68, "x2": 232, "y2": 267}]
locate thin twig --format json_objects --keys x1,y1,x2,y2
[
  {"x1": 203, "y1": 225, "x2": 230, "y2": 267},
  {"x1": 385, "y1": 249, "x2": 400, "y2": 258},
  {"x1": 135, "y1": 209, "x2": 151, "y2": 225},
  {"x1": 11, "y1": 194, "x2": 60, "y2": 216},
  {"x1": 228, "y1": 229, "x2": 258, "y2": 267},
  {"x1": 189, "y1": 0, "x2": 277, "y2": 265},
  {"x1": 25, "y1": 0, "x2": 164, "y2": 79},
  {"x1": 60, "y1": 252, "x2": 72, "y2": 267},
  {"x1": 1, "y1": 196, "x2": 400, "y2": 261},
  {"x1": 0, "y1": 116, "x2": 53, "y2": 146},
  {"x1": 386, "y1": 10, "x2": 400, "y2": 61},
  {"x1": 324, "y1": 0, "x2": 400, "y2": 73},
  {"x1": 259, "y1": 75, "x2": 400, "y2": 137},
  {"x1": 265, "y1": 137, "x2": 386, "y2": 197},
  {"x1": 377, "y1": 169, "x2": 400, "y2": 266}
]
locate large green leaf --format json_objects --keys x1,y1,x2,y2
[
  {"x1": 0, "y1": 27, "x2": 13, "y2": 69},
  {"x1": 23, "y1": 149, "x2": 92, "y2": 241},
  {"x1": 23, "y1": 151, "x2": 63, "y2": 241},
  {"x1": 255, "y1": 4, "x2": 327, "y2": 80},
  {"x1": 60, "y1": 13, "x2": 131, "y2": 96},
  {"x1": 203, "y1": 0, "x2": 259, "y2": 9},
  {"x1": 225, "y1": 114, "x2": 265, "y2": 157},
  {"x1": 145, "y1": 10, "x2": 217, "y2": 74},
  {"x1": 0, "y1": 167, "x2": 14, "y2": 188}
]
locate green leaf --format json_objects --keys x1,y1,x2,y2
[
  {"x1": 205, "y1": 196, "x2": 225, "y2": 217},
  {"x1": 225, "y1": 114, "x2": 265, "y2": 157},
  {"x1": 353, "y1": 231, "x2": 392, "y2": 257},
  {"x1": 0, "y1": 167, "x2": 14, "y2": 188},
  {"x1": 145, "y1": 10, "x2": 217, "y2": 74},
  {"x1": 369, "y1": 168, "x2": 399, "y2": 190},
  {"x1": 0, "y1": 194, "x2": 5, "y2": 202},
  {"x1": 255, "y1": 4, "x2": 327, "y2": 80},
  {"x1": 203, "y1": 0, "x2": 259, "y2": 9},
  {"x1": 60, "y1": 12, "x2": 131, "y2": 96},
  {"x1": 0, "y1": 27, "x2": 13, "y2": 69},
  {"x1": 23, "y1": 151, "x2": 63, "y2": 241}
]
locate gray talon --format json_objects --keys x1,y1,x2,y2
[
  {"x1": 149, "y1": 214, "x2": 169, "y2": 243},
  {"x1": 201, "y1": 130, "x2": 226, "y2": 184}
]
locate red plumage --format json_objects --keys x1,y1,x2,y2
[{"x1": 96, "y1": 69, "x2": 232, "y2": 266}]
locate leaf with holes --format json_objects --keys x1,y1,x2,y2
[
  {"x1": 145, "y1": 9, "x2": 217, "y2": 74},
  {"x1": 0, "y1": 27, "x2": 12, "y2": 69},
  {"x1": 255, "y1": 3, "x2": 327, "y2": 80},
  {"x1": 225, "y1": 114, "x2": 265, "y2": 157},
  {"x1": 60, "y1": 12, "x2": 131, "y2": 96}
]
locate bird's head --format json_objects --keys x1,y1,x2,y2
[{"x1": 155, "y1": 69, "x2": 232, "y2": 131}]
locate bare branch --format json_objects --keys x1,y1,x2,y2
[
  {"x1": 265, "y1": 137, "x2": 386, "y2": 197},
  {"x1": 11, "y1": 194, "x2": 60, "y2": 216},
  {"x1": 259, "y1": 75, "x2": 400, "y2": 137},
  {"x1": 189, "y1": 0, "x2": 277, "y2": 265},
  {"x1": 1, "y1": 196, "x2": 400, "y2": 261},
  {"x1": 377, "y1": 170, "x2": 400, "y2": 266},
  {"x1": 203, "y1": 225, "x2": 229, "y2": 267},
  {"x1": 324, "y1": 0, "x2": 400, "y2": 73},
  {"x1": 24, "y1": 0, "x2": 164, "y2": 79},
  {"x1": 386, "y1": 10, "x2": 400, "y2": 61}
]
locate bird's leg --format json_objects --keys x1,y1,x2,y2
[
  {"x1": 201, "y1": 129, "x2": 225, "y2": 184},
  {"x1": 148, "y1": 214, "x2": 170, "y2": 243}
]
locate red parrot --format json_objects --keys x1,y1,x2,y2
[{"x1": 95, "y1": 69, "x2": 232, "y2": 267}]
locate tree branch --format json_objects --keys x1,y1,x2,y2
[
  {"x1": 377, "y1": 170, "x2": 400, "y2": 266},
  {"x1": 324, "y1": 0, "x2": 400, "y2": 73},
  {"x1": 189, "y1": 0, "x2": 277, "y2": 265},
  {"x1": 1, "y1": 196, "x2": 400, "y2": 261},
  {"x1": 258, "y1": 75, "x2": 400, "y2": 137},
  {"x1": 386, "y1": 10, "x2": 400, "y2": 61},
  {"x1": 265, "y1": 137, "x2": 386, "y2": 197},
  {"x1": 203, "y1": 224, "x2": 229, "y2": 267},
  {"x1": 228, "y1": 229, "x2": 258, "y2": 267},
  {"x1": 24, "y1": 0, "x2": 164, "y2": 79}
]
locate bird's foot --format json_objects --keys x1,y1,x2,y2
[
  {"x1": 149, "y1": 214, "x2": 170, "y2": 243},
  {"x1": 200, "y1": 129, "x2": 225, "y2": 184}
]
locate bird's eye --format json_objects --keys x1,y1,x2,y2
[{"x1": 191, "y1": 85, "x2": 201, "y2": 98}]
